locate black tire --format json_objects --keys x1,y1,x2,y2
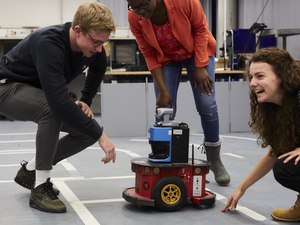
[{"x1": 152, "y1": 175, "x2": 188, "y2": 212}]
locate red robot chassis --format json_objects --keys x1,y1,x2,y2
[
  {"x1": 123, "y1": 108, "x2": 216, "y2": 212},
  {"x1": 123, "y1": 157, "x2": 216, "y2": 211}
]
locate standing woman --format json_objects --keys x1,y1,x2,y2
[
  {"x1": 221, "y1": 47, "x2": 300, "y2": 222},
  {"x1": 127, "y1": 0, "x2": 230, "y2": 186}
]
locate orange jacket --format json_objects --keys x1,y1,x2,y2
[{"x1": 128, "y1": 0, "x2": 216, "y2": 71}]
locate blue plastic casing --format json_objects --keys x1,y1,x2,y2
[{"x1": 147, "y1": 126, "x2": 172, "y2": 162}]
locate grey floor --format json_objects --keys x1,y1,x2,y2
[{"x1": 0, "y1": 116, "x2": 297, "y2": 225}]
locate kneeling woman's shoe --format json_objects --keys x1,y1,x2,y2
[{"x1": 271, "y1": 194, "x2": 300, "y2": 222}]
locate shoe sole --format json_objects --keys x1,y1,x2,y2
[
  {"x1": 29, "y1": 199, "x2": 66, "y2": 213},
  {"x1": 215, "y1": 177, "x2": 231, "y2": 186},
  {"x1": 14, "y1": 176, "x2": 32, "y2": 190},
  {"x1": 271, "y1": 213, "x2": 300, "y2": 222}
]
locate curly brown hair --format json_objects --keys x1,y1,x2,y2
[{"x1": 244, "y1": 47, "x2": 300, "y2": 156}]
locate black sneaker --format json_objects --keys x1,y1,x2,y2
[
  {"x1": 14, "y1": 160, "x2": 60, "y2": 195},
  {"x1": 29, "y1": 178, "x2": 66, "y2": 213}
]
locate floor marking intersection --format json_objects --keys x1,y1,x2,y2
[
  {"x1": 0, "y1": 131, "x2": 279, "y2": 224},
  {"x1": 53, "y1": 180, "x2": 101, "y2": 225}
]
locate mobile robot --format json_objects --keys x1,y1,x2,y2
[{"x1": 123, "y1": 108, "x2": 216, "y2": 212}]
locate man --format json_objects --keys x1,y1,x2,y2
[{"x1": 0, "y1": 2, "x2": 116, "y2": 213}]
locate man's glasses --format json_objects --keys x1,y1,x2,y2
[
  {"x1": 128, "y1": 0, "x2": 150, "y2": 12},
  {"x1": 87, "y1": 33, "x2": 109, "y2": 47}
]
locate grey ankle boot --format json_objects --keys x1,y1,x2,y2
[{"x1": 205, "y1": 143, "x2": 230, "y2": 186}]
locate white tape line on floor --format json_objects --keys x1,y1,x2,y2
[{"x1": 53, "y1": 180, "x2": 100, "y2": 225}]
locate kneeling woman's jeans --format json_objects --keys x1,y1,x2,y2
[
  {"x1": 273, "y1": 156, "x2": 300, "y2": 192},
  {"x1": 153, "y1": 56, "x2": 219, "y2": 143}
]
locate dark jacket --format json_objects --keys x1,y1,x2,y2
[{"x1": 0, "y1": 22, "x2": 106, "y2": 140}]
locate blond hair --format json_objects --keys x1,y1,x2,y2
[{"x1": 72, "y1": 2, "x2": 115, "y2": 35}]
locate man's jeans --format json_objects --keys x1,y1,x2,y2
[{"x1": 0, "y1": 82, "x2": 97, "y2": 170}]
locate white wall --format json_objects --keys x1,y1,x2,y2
[
  {"x1": 0, "y1": 0, "x2": 94, "y2": 28},
  {"x1": 98, "y1": 0, "x2": 129, "y2": 27},
  {"x1": 62, "y1": 0, "x2": 96, "y2": 24},
  {"x1": 2, "y1": 0, "x2": 299, "y2": 59}
]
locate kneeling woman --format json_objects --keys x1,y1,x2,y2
[{"x1": 221, "y1": 47, "x2": 300, "y2": 222}]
